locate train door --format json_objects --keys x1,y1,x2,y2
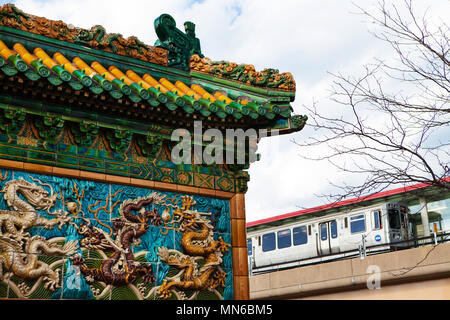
[
  {"x1": 247, "y1": 238, "x2": 254, "y2": 274},
  {"x1": 387, "y1": 203, "x2": 410, "y2": 246},
  {"x1": 318, "y1": 220, "x2": 340, "y2": 255}
]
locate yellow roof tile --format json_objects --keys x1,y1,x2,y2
[
  {"x1": 13, "y1": 43, "x2": 37, "y2": 65},
  {"x1": 0, "y1": 41, "x2": 274, "y2": 120},
  {"x1": 92, "y1": 62, "x2": 117, "y2": 83},
  {"x1": 175, "y1": 81, "x2": 202, "y2": 100}
]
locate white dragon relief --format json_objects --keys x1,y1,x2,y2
[{"x1": 0, "y1": 177, "x2": 77, "y2": 294}]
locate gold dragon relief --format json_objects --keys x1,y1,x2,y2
[{"x1": 156, "y1": 196, "x2": 231, "y2": 300}]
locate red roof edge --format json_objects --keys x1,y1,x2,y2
[{"x1": 247, "y1": 178, "x2": 450, "y2": 228}]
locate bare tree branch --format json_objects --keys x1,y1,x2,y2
[{"x1": 296, "y1": 0, "x2": 449, "y2": 203}]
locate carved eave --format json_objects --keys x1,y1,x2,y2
[
  {"x1": 188, "y1": 62, "x2": 306, "y2": 137},
  {"x1": 0, "y1": 5, "x2": 307, "y2": 137},
  {"x1": 0, "y1": 5, "x2": 308, "y2": 195},
  {"x1": 0, "y1": 28, "x2": 300, "y2": 133}
]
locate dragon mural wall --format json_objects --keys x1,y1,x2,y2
[{"x1": 0, "y1": 169, "x2": 233, "y2": 300}]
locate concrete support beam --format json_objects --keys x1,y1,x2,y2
[
  {"x1": 250, "y1": 243, "x2": 450, "y2": 300},
  {"x1": 420, "y1": 198, "x2": 431, "y2": 237}
]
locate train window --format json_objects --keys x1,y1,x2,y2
[
  {"x1": 308, "y1": 225, "x2": 312, "y2": 236},
  {"x1": 373, "y1": 211, "x2": 382, "y2": 230},
  {"x1": 320, "y1": 223, "x2": 328, "y2": 241},
  {"x1": 331, "y1": 221, "x2": 338, "y2": 239},
  {"x1": 388, "y1": 209, "x2": 401, "y2": 229},
  {"x1": 247, "y1": 239, "x2": 252, "y2": 256},
  {"x1": 262, "y1": 233, "x2": 276, "y2": 252},
  {"x1": 344, "y1": 217, "x2": 348, "y2": 228},
  {"x1": 293, "y1": 226, "x2": 308, "y2": 246},
  {"x1": 277, "y1": 229, "x2": 292, "y2": 249},
  {"x1": 350, "y1": 215, "x2": 366, "y2": 234}
]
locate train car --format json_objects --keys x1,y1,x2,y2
[{"x1": 247, "y1": 202, "x2": 411, "y2": 274}]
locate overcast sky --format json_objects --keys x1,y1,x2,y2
[{"x1": 1, "y1": 0, "x2": 448, "y2": 223}]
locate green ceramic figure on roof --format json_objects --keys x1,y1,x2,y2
[
  {"x1": 154, "y1": 14, "x2": 203, "y2": 70},
  {"x1": 184, "y1": 21, "x2": 203, "y2": 58}
]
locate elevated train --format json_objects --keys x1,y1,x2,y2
[{"x1": 247, "y1": 202, "x2": 412, "y2": 274}]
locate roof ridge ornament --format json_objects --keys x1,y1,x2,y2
[
  {"x1": 190, "y1": 54, "x2": 297, "y2": 92},
  {"x1": 154, "y1": 14, "x2": 204, "y2": 71}
]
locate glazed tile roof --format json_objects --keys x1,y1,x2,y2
[{"x1": 0, "y1": 39, "x2": 288, "y2": 122}]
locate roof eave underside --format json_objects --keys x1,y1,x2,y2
[{"x1": 0, "y1": 26, "x2": 304, "y2": 135}]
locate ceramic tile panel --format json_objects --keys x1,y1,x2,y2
[{"x1": 0, "y1": 168, "x2": 233, "y2": 300}]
